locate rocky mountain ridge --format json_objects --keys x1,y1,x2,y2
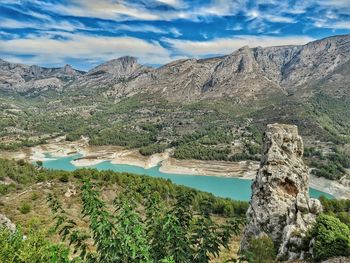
[
  {"x1": 0, "y1": 34, "x2": 349, "y2": 101},
  {"x1": 0, "y1": 59, "x2": 83, "y2": 94}
]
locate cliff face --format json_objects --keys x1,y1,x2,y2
[{"x1": 240, "y1": 124, "x2": 323, "y2": 260}]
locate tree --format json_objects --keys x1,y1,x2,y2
[
  {"x1": 48, "y1": 179, "x2": 244, "y2": 263},
  {"x1": 311, "y1": 214, "x2": 350, "y2": 261}
]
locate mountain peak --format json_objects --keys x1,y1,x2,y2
[{"x1": 87, "y1": 56, "x2": 142, "y2": 77}]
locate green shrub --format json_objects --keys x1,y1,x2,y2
[
  {"x1": 59, "y1": 173, "x2": 69, "y2": 183},
  {"x1": 243, "y1": 236, "x2": 276, "y2": 263},
  {"x1": 139, "y1": 144, "x2": 167, "y2": 156},
  {"x1": 0, "y1": 227, "x2": 71, "y2": 263},
  {"x1": 19, "y1": 202, "x2": 31, "y2": 214},
  {"x1": 31, "y1": 192, "x2": 39, "y2": 201},
  {"x1": 311, "y1": 214, "x2": 350, "y2": 261}
]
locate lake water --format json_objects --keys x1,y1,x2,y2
[{"x1": 42, "y1": 154, "x2": 333, "y2": 201}]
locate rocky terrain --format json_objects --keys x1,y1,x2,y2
[
  {"x1": 240, "y1": 124, "x2": 323, "y2": 260},
  {"x1": 0, "y1": 59, "x2": 83, "y2": 95},
  {"x1": 0, "y1": 34, "x2": 349, "y2": 101}
]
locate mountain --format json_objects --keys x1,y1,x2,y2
[
  {"x1": 70, "y1": 56, "x2": 152, "y2": 92},
  {"x1": 0, "y1": 59, "x2": 83, "y2": 95},
  {"x1": 0, "y1": 35, "x2": 349, "y2": 100},
  {"x1": 75, "y1": 34, "x2": 350, "y2": 102}
]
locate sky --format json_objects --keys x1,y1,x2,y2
[{"x1": 0, "y1": 0, "x2": 350, "y2": 70}]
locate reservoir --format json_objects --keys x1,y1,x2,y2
[{"x1": 42, "y1": 154, "x2": 333, "y2": 201}]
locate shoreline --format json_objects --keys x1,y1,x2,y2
[{"x1": 0, "y1": 137, "x2": 348, "y2": 199}]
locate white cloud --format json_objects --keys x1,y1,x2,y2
[
  {"x1": 169, "y1": 27, "x2": 182, "y2": 37},
  {"x1": 264, "y1": 15, "x2": 295, "y2": 23},
  {"x1": 0, "y1": 32, "x2": 174, "y2": 66},
  {"x1": 31, "y1": 0, "x2": 245, "y2": 22},
  {"x1": 109, "y1": 24, "x2": 168, "y2": 34},
  {"x1": 315, "y1": 20, "x2": 350, "y2": 29},
  {"x1": 226, "y1": 24, "x2": 243, "y2": 31},
  {"x1": 163, "y1": 35, "x2": 315, "y2": 56},
  {"x1": 0, "y1": 17, "x2": 87, "y2": 31},
  {"x1": 156, "y1": 0, "x2": 185, "y2": 8}
]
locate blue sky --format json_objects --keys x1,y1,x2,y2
[{"x1": 0, "y1": 0, "x2": 349, "y2": 70}]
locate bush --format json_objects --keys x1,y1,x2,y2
[
  {"x1": 311, "y1": 214, "x2": 350, "y2": 261},
  {"x1": 0, "y1": 227, "x2": 71, "y2": 263},
  {"x1": 59, "y1": 173, "x2": 69, "y2": 183},
  {"x1": 243, "y1": 236, "x2": 276, "y2": 263},
  {"x1": 19, "y1": 202, "x2": 31, "y2": 214},
  {"x1": 139, "y1": 144, "x2": 167, "y2": 156}
]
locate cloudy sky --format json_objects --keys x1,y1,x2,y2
[{"x1": 1, "y1": 0, "x2": 350, "y2": 70}]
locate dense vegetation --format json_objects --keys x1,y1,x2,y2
[
  {"x1": 0, "y1": 158, "x2": 249, "y2": 262},
  {"x1": 1, "y1": 159, "x2": 350, "y2": 262},
  {"x1": 173, "y1": 127, "x2": 261, "y2": 161},
  {"x1": 305, "y1": 147, "x2": 350, "y2": 180},
  {"x1": 0, "y1": 227, "x2": 71, "y2": 263},
  {"x1": 308, "y1": 214, "x2": 350, "y2": 261},
  {"x1": 320, "y1": 196, "x2": 350, "y2": 227},
  {"x1": 46, "y1": 179, "x2": 244, "y2": 262}
]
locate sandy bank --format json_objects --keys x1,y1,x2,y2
[
  {"x1": 309, "y1": 174, "x2": 350, "y2": 199},
  {"x1": 160, "y1": 158, "x2": 258, "y2": 179}
]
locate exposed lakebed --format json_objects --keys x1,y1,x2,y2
[{"x1": 42, "y1": 154, "x2": 333, "y2": 201}]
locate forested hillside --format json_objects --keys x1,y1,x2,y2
[{"x1": 0, "y1": 158, "x2": 349, "y2": 262}]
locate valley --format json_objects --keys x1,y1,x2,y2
[
  {"x1": 1, "y1": 35, "x2": 350, "y2": 199},
  {"x1": 2, "y1": 0, "x2": 350, "y2": 260}
]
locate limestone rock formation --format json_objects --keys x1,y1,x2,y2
[
  {"x1": 240, "y1": 123, "x2": 323, "y2": 261},
  {"x1": 0, "y1": 213, "x2": 16, "y2": 232}
]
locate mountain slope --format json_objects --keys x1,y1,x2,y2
[
  {"x1": 0, "y1": 59, "x2": 83, "y2": 95},
  {"x1": 75, "y1": 34, "x2": 350, "y2": 102},
  {"x1": 0, "y1": 34, "x2": 349, "y2": 101}
]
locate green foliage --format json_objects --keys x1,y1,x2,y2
[
  {"x1": 19, "y1": 202, "x2": 31, "y2": 214},
  {"x1": 59, "y1": 173, "x2": 70, "y2": 183},
  {"x1": 0, "y1": 158, "x2": 67, "y2": 195},
  {"x1": 139, "y1": 143, "x2": 167, "y2": 156},
  {"x1": 311, "y1": 214, "x2": 350, "y2": 261},
  {"x1": 48, "y1": 180, "x2": 245, "y2": 263},
  {"x1": 308, "y1": 93, "x2": 350, "y2": 144},
  {"x1": 174, "y1": 142, "x2": 231, "y2": 161},
  {"x1": 242, "y1": 236, "x2": 276, "y2": 263},
  {"x1": 304, "y1": 147, "x2": 323, "y2": 158},
  {"x1": 319, "y1": 196, "x2": 350, "y2": 227},
  {"x1": 310, "y1": 151, "x2": 350, "y2": 180},
  {"x1": 0, "y1": 227, "x2": 72, "y2": 263},
  {"x1": 90, "y1": 126, "x2": 157, "y2": 148}
]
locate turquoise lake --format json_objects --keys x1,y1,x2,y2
[{"x1": 42, "y1": 154, "x2": 333, "y2": 201}]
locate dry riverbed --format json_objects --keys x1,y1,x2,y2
[{"x1": 0, "y1": 137, "x2": 348, "y2": 199}]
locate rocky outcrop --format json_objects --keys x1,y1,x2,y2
[
  {"x1": 240, "y1": 123, "x2": 323, "y2": 261},
  {"x1": 0, "y1": 213, "x2": 16, "y2": 232}
]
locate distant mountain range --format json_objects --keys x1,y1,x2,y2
[{"x1": 1, "y1": 34, "x2": 349, "y2": 102}]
